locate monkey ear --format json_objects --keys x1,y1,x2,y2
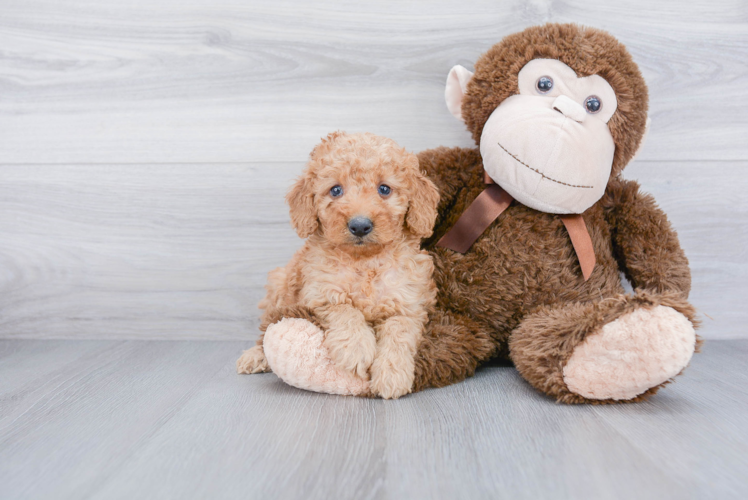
[
  {"x1": 286, "y1": 174, "x2": 318, "y2": 238},
  {"x1": 445, "y1": 65, "x2": 475, "y2": 121},
  {"x1": 406, "y1": 165, "x2": 441, "y2": 238},
  {"x1": 630, "y1": 117, "x2": 651, "y2": 163}
]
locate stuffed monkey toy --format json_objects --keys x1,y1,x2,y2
[{"x1": 247, "y1": 23, "x2": 700, "y2": 403}]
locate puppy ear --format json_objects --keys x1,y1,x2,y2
[
  {"x1": 406, "y1": 161, "x2": 440, "y2": 238},
  {"x1": 286, "y1": 173, "x2": 318, "y2": 238}
]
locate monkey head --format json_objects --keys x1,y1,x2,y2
[{"x1": 445, "y1": 24, "x2": 649, "y2": 214}]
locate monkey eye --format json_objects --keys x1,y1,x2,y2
[
  {"x1": 378, "y1": 184, "x2": 392, "y2": 197},
  {"x1": 330, "y1": 185, "x2": 344, "y2": 197},
  {"x1": 585, "y1": 95, "x2": 602, "y2": 113},
  {"x1": 536, "y1": 76, "x2": 553, "y2": 93}
]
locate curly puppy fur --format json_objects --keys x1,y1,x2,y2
[{"x1": 237, "y1": 132, "x2": 440, "y2": 399}]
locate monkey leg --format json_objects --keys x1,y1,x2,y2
[
  {"x1": 508, "y1": 292, "x2": 700, "y2": 404},
  {"x1": 261, "y1": 318, "x2": 370, "y2": 396},
  {"x1": 412, "y1": 309, "x2": 497, "y2": 392},
  {"x1": 259, "y1": 307, "x2": 495, "y2": 397},
  {"x1": 237, "y1": 305, "x2": 318, "y2": 376}
]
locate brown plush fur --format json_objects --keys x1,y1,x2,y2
[
  {"x1": 509, "y1": 291, "x2": 701, "y2": 404},
  {"x1": 238, "y1": 132, "x2": 440, "y2": 399},
  {"x1": 408, "y1": 24, "x2": 696, "y2": 403},
  {"x1": 411, "y1": 145, "x2": 696, "y2": 401},
  {"x1": 413, "y1": 309, "x2": 496, "y2": 391}
]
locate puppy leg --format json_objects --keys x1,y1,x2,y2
[
  {"x1": 319, "y1": 305, "x2": 377, "y2": 379},
  {"x1": 370, "y1": 316, "x2": 420, "y2": 399},
  {"x1": 237, "y1": 334, "x2": 271, "y2": 374}
]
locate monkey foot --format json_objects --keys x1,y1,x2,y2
[
  {"x1": 263, "y1": 318, "x2": 370, "y2": 396},
  {"x1": 563, "y1": 305, "x2": 696, "y2": 400}
]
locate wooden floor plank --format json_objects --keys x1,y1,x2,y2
[
  {"x1": 0, "y1": 340, "x2": 237, "y2": 499},
  {"x1": 588, "y1": 341, "x2": 748, "y2": 499},
  {"x1": 0, "y1": 339, "x2": 746, "y2": 499},
  {"x1": 382, "y1": 365, "x2": 695, "y2": 500},
  {"x1": 88, "y1": 357, "x2": 386, "y2": 500},
  {"x1": 0, "y1": 340, "x2": 124, "y2": 428}
]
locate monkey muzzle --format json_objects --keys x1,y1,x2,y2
[{"x1": 480, "y1": 94, "x2": 615, "y2": 214}]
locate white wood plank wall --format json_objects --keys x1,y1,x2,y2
[{"x1": 1, "y1": 0, "x2": 746, "y2": 340}]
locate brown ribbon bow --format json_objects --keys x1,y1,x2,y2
[{"x1": 436, "y1": 172, "x2": 596, "y2": 281}]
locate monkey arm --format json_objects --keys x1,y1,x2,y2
[
  {"x1": 417, "y1": 147, "x2": 484, "y2": 227},
  {"x1": 604, "y1": 178, "x2": 691, "y2": 297}
]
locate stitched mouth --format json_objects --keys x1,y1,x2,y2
[{"x1": 497, "y1": 142, "x2": 593, "y2": 189}]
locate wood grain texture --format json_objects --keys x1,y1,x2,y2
[
  {"x1": 1, "y1": 161, "x2": 744, "y2": 340},
  {"x1": 0, "y1": 0, "x2": 745, "y2": 341},
  {"x1": 625, "y1": 161, "x2": 748, "y2": 339},
  {"x1": 0, "y1": 339, "x2": 746, "y2": 499},
  {"x1": 1, "y1": 0, "x2": 747, "y2": 164},
  {"x1": 0, "y1": 164, "x2": 300, "y2": 340}
]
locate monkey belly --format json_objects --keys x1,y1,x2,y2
[{"x1": 429, "y1": 202, "x2": 625, "y2": 353}]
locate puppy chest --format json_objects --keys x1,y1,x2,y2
[
  {"x1": 300, "y1": 247, "x2": 433, "y2": 318},
  {"x1": 343, "y1": 267, "x2": 418, "y2": 317},
  {"x1": 348, "y1": 268, "x2": 398, "y2": 301}
]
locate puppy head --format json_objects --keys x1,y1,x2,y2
[{"x1": 287, "y1": 132, "x2": 439, "y2": 251}]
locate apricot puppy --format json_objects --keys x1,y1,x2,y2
[{"x1": 237, "y1": 132, "x2": 439, "y2": 399}]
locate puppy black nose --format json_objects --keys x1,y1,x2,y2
[{"x1": 348, "y1": 217, "x2": 373, "y2": 237}]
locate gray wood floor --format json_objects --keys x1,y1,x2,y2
[{"x1": 1, "y1": 339, "x2": 746, "y2": 500}]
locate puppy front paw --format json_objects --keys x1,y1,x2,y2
[
  {"x1": 324, "y1": 325, "x2": 377, "y2": 379},
  {"x1": 236, "y1": 345, "x2": 271, "y2": 374},
  {"x1": 370, "y1": 356, "x2": 414, "y2": 400}
]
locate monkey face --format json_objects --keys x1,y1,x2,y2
[
  {"x1": 445, "y1": 54, "x2": 639, "y2": 215},
  {"x1": 481, "y1": 60, "x2": 618, "y2": 214}
]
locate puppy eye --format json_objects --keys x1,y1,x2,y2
[
  {"x1": 330, "y1": 185, "x2": 344, "y2": 197},
  {"x1": 378, "y1": 184, "x2": 391, "y2": 196},
  {"x1": 585, "y1": 95, "x2": 602, "y2": 113},
  {"x1": 536, "y1": 76, "x2": 553, "y2": 94}
]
